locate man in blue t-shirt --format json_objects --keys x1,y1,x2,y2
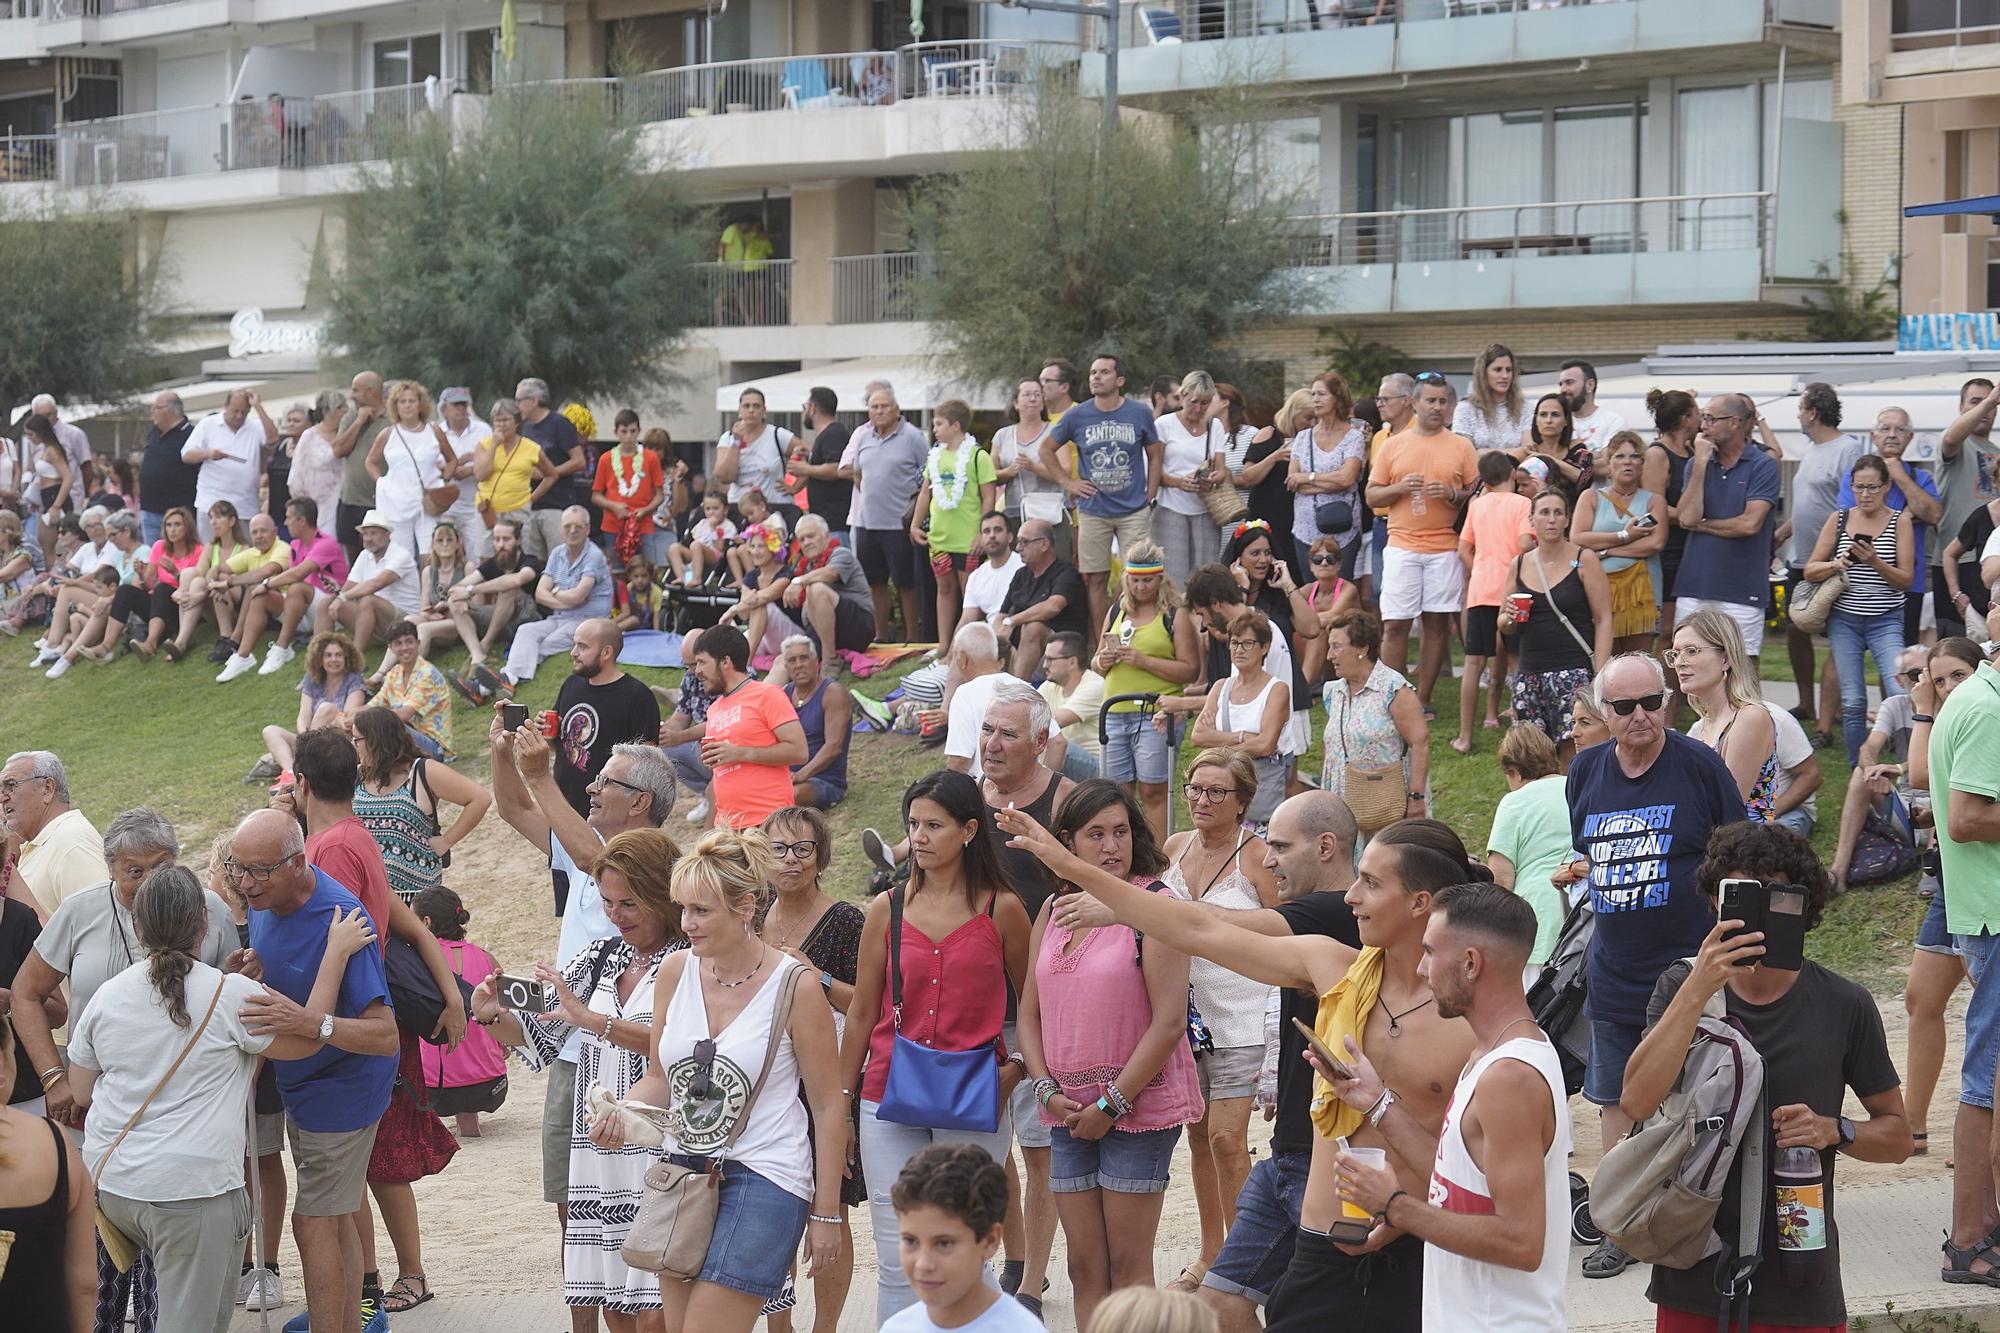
[
  {"x1": 1039, "y1": 353, "x2": 1164, "y2": 649},
  {"x1": 1674, "y1": 393, "x2": 1783, "y2": 660},
  {"x1": 236, "y1": 808, "x2": 398, "y2": 1333},
  {"x1": 1565, "y1": 653, "x2": 1745, "y2": 1277}
]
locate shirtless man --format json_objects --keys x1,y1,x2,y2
[{"x1": 996, "y1": 808, "x2": 1478, "y2": 1333}]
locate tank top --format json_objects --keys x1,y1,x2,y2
[
  {"x1": 1423, "y1": 1035, "x2": 1571, "y2": 1331},
  {"x1": 987, "y1": 769, "x2": 1065, "y2": 922},
  {"x1": 353, "y1": 761, "x2": 445, "y2": 904},
  {"x1": 657, "y1": 955, "x2": 813, "y2": 1200},
  {"x1": 1104, "y1": 606, "x2": 1179, "y2": 712},
  {"x1": 1216, "y1": 670, "x2": 1293, "y2": 757},
  {"x1": 790, "y1": 678, "x2": 848, "y2": 788},
  {"x1": 860, "y1": 890, "x2": 1008, "y2": 1103},
  {"x1": 0, "y1": 1117, "x2": 72, "y2": 1330},
  {"x1": 1651, "y1": 440, "x2": 1691, "y2": 562},
  {"x1": 385, "y1": 424, "x2": 445, "y2": 519},
  {"x1": 1833, "y1": 508, "x2": 1904, "y2": 618},
  {"x1": 1163, "y1": 840, "x2": 1272, "y2": 1049},
  {"x1": 1511, "y1": 553, "x2": 1593, "y2": 674},
  {"x1": 1706, "y1": 707, "x2": 1781, "y2": 823},
  {"x1": 1590, "y1": 487, "x2": 1663, "y2": 589}
]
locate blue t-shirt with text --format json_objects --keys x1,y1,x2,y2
[
  {"x1": 1048, "y1": 398, "x2": 1159, "y2": 519},
  {"x1": 248, "y1": 867, "x2": 396, "y2": 1133},
  {"x1": 1672, "y1": 449, "x2": 1782, "y2": 607},
  {"x1": 1567, "y1": 732, "x2": 1745, "y2": 1025}
]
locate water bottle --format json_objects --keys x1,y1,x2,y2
[
  {"x1": 1773, "y1": 1145, "x2": 1827, "y2": 1285},
  {"x1": 1408, "y1": 476, "x2": 1426, "y2": 516}
]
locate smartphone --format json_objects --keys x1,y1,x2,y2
[
  {"x1": 499, "y1": 702, "x2": 529, "y2": 732},
  {"x1": 493, "y1": 973, "x2": 552, "y2": 1013},
  {"x1": 1717, "y1": 877, "x2": 1766, "y2": 965},
  {"x1": 1759, "y1": 884, "x2": 1808, "y2": 972},
  {"x1": 1633, "y1": 512, "x2": 1659, "y2": 530},
  {"x1": 1290, "y1": 1016, "x2": 1355, "y2": 1081}
]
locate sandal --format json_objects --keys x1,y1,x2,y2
[
  {"x1": 1581, "y1": 1236, "x2": 1634, "y2": 1279},
  {"x1": 1165, "y1": 1262, "x2": 1207, "y2": 1292},
  {"x1": 1942, "y1": 1231, "x2": 2000, "y2": 1287},
  {"x1": 162, "y1": 641, "x2": 184, "y2": 663},
  {"x1": 382, "y1": 1273, "x2": 433, "y2": 1312}
]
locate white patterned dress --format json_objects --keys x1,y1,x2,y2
[{"x1": 514, "y1": 937, "x2": 686, "y2": 1312}]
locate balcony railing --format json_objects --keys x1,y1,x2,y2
[
  {"x1": 1890, "y1": 0, "x2": 2000, "y2": 49},
  {"x1": 1284, "y1": 192, "x2": 1771, "y2": 269},
  {"x1": 36, "y1": 0, "x2": 186, "y2": 18},
  {"x1": 1123, "y1": 0, "x2": 1630, "y2": 43},
  {"x1": 0, "y1": 132, "x2": 56, "y2": 181},
  {"x1": 831, "y1": 252, "x2": 930, "y2": 323},
  {"x1": 692, "y1": 259, "x2": 794, "y2": 327}
]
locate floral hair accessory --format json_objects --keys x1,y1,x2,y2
[
  {"x1": 1231, "y1": 518, "x2": 1272, "y2": 541},
  {"x1": 560, "y1": 402, "x2": 597, "y2": 441},
  {"x1": 748, "y1": 522, "x2": 785, "y2": 554}
]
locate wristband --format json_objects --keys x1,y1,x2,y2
[
  {"x1": 601, "y1": 1014, "x2": 615, "y2": 1040},
  {"x1": 808, "y1": 1214, "x2": 844, "y2": 1225},
  {"x1": 1365, "y1": 1087, "x2": 1397, "y2": 1127},
  {"x1": 1034, "y1": 1077, "x2": 1060, "y2": 1107},
  {"x1": 1095, "y1": 1094, "x2": 1124, "y2": 1121},
  {"x1": 1912, "y1": 714, "x2": 1934, "y2": 724},
  {"x1": 1379, "y1": 1188, "x2": 1408, "y2": 1221}
]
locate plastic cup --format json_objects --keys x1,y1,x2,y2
[{"x1": 1341, "y1": 1146, "x2": 1388, "y2": 1221}]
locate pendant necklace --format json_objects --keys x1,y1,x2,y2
[{"x1": 1378, "y1": 994, "x2": 1434, "y2": 1037}]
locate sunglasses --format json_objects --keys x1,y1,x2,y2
[
  {"x1": 1414, "y1": 371, "x2": 1448, "y2": 385},
  {"x1": 1604, "y1": 693, "x2": 1666, "y2": 716},
  {"x1": 688, "y1": 1038, "x2": 718, "y2": 1100},
  {"x1": 1899, "y1": 668, "x2": 1925, "y2": 683},
  {"x1": 1309, "y1": 553, "x2": 1342, "y2": 567}
]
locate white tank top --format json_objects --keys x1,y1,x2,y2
[
  {"x1": 1163, "y1": 842, "x2": 1271, "y2": 1049},
  {"x1": 1422, "y1": 1034, "x2": 1572, "y2": 1331},
  {"x1": 1217, "y1": 671, "x2": 1292, "y2": 756},
  {"x1": 655, "y1": 953, "x2": 813, "y2": 1200}
]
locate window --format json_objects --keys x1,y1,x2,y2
[
  {"x1": 463, "y1": 28, "x2": 497, "y2": 92},
  {"x1": 374, "y1": 35, "x2": 442, "y2": 90},
  {"x1": 0, "y1": 93, "x2": 56, "y2": 137},
  {"x1": 1203, "y1": 115, "x2": 1321, "y2": 211}
]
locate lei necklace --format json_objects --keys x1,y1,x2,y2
[
  {"x1": 927, "y1": 440, "x2": 974, "y2": 513},
  {"x1": 609, "y1": 447, "x2": 647, "y2": 499}
]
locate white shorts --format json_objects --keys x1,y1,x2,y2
[
  {"x1": 1675, "y1": 596, "x2": 1765, "y2": 658},
  {"x1": 1379, "y1": 547, "x2": 1465, "y2": 620}
]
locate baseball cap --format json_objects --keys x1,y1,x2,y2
[{"x1": 439, "y1": 387, "x2": 472, "y2": 406}]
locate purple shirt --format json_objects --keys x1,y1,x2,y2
[{"x1": 290, "y1": 530, "x2": 350, "y2": 596}]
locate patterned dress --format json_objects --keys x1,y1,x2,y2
[
  {"x1": 1320, "y1": 659, "x2": 1422, "y2": 810},
  {"x1": 353, "y1": 760, "x2": 446, "y2": 904}
]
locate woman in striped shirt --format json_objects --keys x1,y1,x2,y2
[{"x1": 1802, "y1": 453, "x2": 1917, "y2": 764}]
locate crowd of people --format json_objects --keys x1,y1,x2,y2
[{"x1": 2, "y1": 352, "x2": 2000, "y2": 1333}]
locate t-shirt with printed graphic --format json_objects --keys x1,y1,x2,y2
[
  {"x1": 1566, "y1": 731, "x2": 1746, "y2": 1025},
  {"x1": 1047, "y1": 398, "x2": 1160, "y2": 520},
  {"x1": 551, "y1": 670, "x2": 663, "y2": 817}
]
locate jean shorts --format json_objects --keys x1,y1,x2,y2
[
  {"x1": 666, "y1": 1155, "x2": 810, "y2": 1300},
  {"x1": 1102, "y1": 710, "x2": 1171, "y2": 786},
  {"x1": 1581, "y1": 1016, "x2": 1645, "y2": 1107},
  {"x1": 1956, "y1": 928, "x2": 2000, "y2": 1111},
  {"x1": 1202, "y1": 1149, "x2": 1310, "y2": 1305},
  {"x1": 1048, "y1": 1123, "x2": 1181, "y2": 1194},
  {"x1": 1917, "y1": 887, "x2": 1960, "y2": 957}
]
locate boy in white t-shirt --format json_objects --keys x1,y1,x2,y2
[{"x1": 882, "y1": 1144, "x2": 1042, "y2": 1333}]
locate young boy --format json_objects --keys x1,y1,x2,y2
[
  {"x1": 1453, "y1": 449, "x2": 1534, "y2": 754},
  {"x1": 883, "y1": 1144, "x2": 1042, "y2": 1333},
  {"x1": 669, "y1": 490, "x2": 738, "y2": 587}
]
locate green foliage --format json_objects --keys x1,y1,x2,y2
[
  {"x1": 1315, "y1": 327, "x2": 1412, "y2": 396},
  {"x1": 325, "y1": 86, "x2": 710, "y2": 407},
  {"x1": 0, "y1": 197, "x2": 157, "y2": 417},
  {"x1": 904, "y1": 87, "x2": 1305, "y2": 390},
  {"x1": 1803, "y1": 241, "x2": 1900, "y2": 343}
]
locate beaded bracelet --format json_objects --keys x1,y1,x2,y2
[{"x1": 1034, "y1": 1077, "x2": 1060, "y2": 1107}]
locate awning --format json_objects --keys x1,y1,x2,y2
[
  {"x1": 158, "y1": 206, "x2": 326, "y2": 316},
  {"x1": 714, "y1": 357, "x2": 1006, "y2": 414},
  {"x1": 33, "y1": 375, "x2": 331, "y2": 424},
  {"x1": 1905, "y1": 195, "x2": 2000, "y2": 219}
]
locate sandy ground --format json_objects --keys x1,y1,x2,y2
[{"x1": 231, "y1": 811, "x2": 1971, "y2": 1332}]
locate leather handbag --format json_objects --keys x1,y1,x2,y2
[
  {"x1": 1199, "y1": 423, "x2": 1249, "y2": 527},
  {"x1": 621, "y1": 966, "x2": 803, "y2": 1279},
  {"x1": 1337, "y1": 689, "x2": 1409, "y2": 836},
  {"x1": 399, "y1": 430, "x2": 461, "y2": 517},
  {"x1": 95, "y1": 977, "x2": 228, "y2": 1273},
  {"x1": 876, "y1": 888, "x2": 1002, "y2": 1133},
  {"x1": 1788, "y1": 510, "x2": 1848, "y2": 635}
]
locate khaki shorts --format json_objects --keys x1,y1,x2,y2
[
  {"x1": 543, "y1": 1058, "x2": 576, "y2": 1205},
  {"x1": 254, "y1": 1110, "x2": 285, "y2": 1157},
  {"x1": 1076, "y1": 509, "x2": 1155, "y2": 576},
  {"x1": 287, "y1": 1119, "x2": 379, "y2": 1217}
]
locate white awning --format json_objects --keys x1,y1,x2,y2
[
  {"x1": 158, "y1": 206, "x2": 326, "y2": 317},
  {"x1": 714, "y1": 357, "x2": 1006, "y2": 414},
  {"x1": 34, "y1": 375, "x2": 330, "y2": 424}
]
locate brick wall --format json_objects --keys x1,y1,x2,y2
[{"x1": 1832, "y1": 59, "x2": 1906, "y2": 293}]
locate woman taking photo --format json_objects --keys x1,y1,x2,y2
[
  {"x1": 1512, "y1": 393, "x2": 1592, "y2": 495},
  {"x1": 67, "y1": 866, "x2": 372, "y2": 1333},
  {"x1": 1238, "y1": 392, "x2": 1311, "y2": 580},
  {"x1": 1452, "y1": 343, "x2": 1529, "y2": 452},
  {"x1": 1016, "y1": 781, "x2": 1201, "y2": 1333},
  {"x1": 1319, "y1": 609, "x2": 1429, "y2": 826},
  {"x1": 1154, "y1": 371, "x2": 1227, "y2": 588},
  {"x1": 351, "y1": 707, "x2": 490, "y2": 905},
  {"x1": 1501, "y1": 488, "x2": 1612, "y2": 761},
  {"x1": 1187, "y1": 612, "x2": 1294, "y2": 826},
  {"x1": 911, "y1": 399, "x2": 997, "y2": 650},
  {"x1": 366, "y1": 381, "x2": 457, "y2": 558},
  {"x1": 840, "y1": 770, "x2": 1032, "y2": 1327},
  {"x1": 1670, "y1": 608, "x2": 1779, "y2": 821},
  {"x1": 1802, "y1": 453, "x2": 1916, "y2": 764},
  {"x1": 474, "y1": 827, "x2": 688, "y2": 1332},
  {"x1": 1641, "y1": 388, "x2": 1698, "y2": 648},
  {"x1": 1285, "y1": 371, "x2": 1367, "y2": 581},
  {"x1": 588, "y1": 829, "x2": 848, "y2": 1333},
  {"x1": 1094, "y1": 542, "x2": 1201, "y2": 841},
  {"x1": 1571, "y1": 431, "x2": 1667, "y2": 657}
]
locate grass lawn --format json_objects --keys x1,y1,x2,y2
[{"x1": 0, "y1": 625, "x2": 1925, "y2": 986}]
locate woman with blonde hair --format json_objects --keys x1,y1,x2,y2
[
  {"x1": 1669, "y1": 607, "x2": 1779, "y2": 820},
  {"x1": 1571, "y1": 430, "x2": 1668, "y2": 656},
  {"x1": 365, "y1": 380, "x2": 457, "y2": 558},
  {"x1": 1094, "y1": 540, "x2": 1201, "y2": 839},
  {"x1": 1154, "y1": 370, "x2": 1228, "y2": 587},
  {"x1": 1088, "y1": 1287, "x2": 1220, "y2": 1333},
  {"x1": 1239, "y1": 390, "x2": 1310, "y2": 579},
  {"x1": 1452, "y1": 342, "x2": 1528, "y2": 452}
]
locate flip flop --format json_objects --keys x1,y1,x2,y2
[{"x1": 382, "y1": 1273, "x2": 433, "y2": 1312}]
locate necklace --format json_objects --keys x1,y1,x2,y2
[
  {"x1": 927, "y1": 441, "x2": 972, "y2": 513},
  {"x1": 626, "y1": 943, "x2": 667, "y2": 973},
  {"x1": 611, "y1": 448, "x2": 646, "y2": 499},
  {"x1": 709, "y1": 952, "x2": 766, "y2": 989},
  {"x1": 1377, "y1": 993, "x2": 1435, "y2": 1037}
]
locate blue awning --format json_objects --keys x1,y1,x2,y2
[{"x1": 1905, "y1": 194, "x2": 2000, "y2": 219}]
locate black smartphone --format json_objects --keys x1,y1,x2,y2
[
  {"x1": 1759, "y1": 884, "x2": 1809, "y2": 972},
  {"x1": 1633, "y1": 512, "x2": 1659, "y2": 530},
  {"x1": 493, "y1": 973, "x2": 552, "y2": 1012},
  {"x1": 499, "y1": 702, "x2": 529, "y2": 732},
  {"x1": 1717, "y1": 877, "x2": 1766, "y2": 965}
]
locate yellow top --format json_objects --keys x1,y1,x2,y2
[
  {"x1": 477, "y1": 435, "x2": 544, "y2": 514},
  {"x1": 1308, "y1": 945, "x2": 1385, "y2": 1142}
]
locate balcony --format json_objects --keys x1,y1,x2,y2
[
  {"x1": 0, "y1": 132, "x2": 55, "y2": 181},
  {"x1": 1284, "y1": 192, "x2": 1808, "y2": 313},
  {"x1": 1891, "y1": 0, "x2": 2000, "y2": 49},
  {"x1": 693, "y1": 260, "x2": 795, "y2": 328},
  {"x1": 831, "y1": 252, "x2": 929, "y2": 324}
]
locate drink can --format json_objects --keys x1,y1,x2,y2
[{"x1": 540, "y1": 709, "x2": 561, "y2": 739}]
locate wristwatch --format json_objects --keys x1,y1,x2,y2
[
  {"x1": 1835, "y1": 1116, "x2": 1856, "y2": 1152},
  {"x1": 316, "y1": 1013, "x2": 335, "y2": 1042}
]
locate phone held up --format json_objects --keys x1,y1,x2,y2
[
  {"x1": 1717, "y1": 877, "x2": 1807, "y2": 971},
  {"x1": 493, "y1": 973, "x2": 553, "y2": 1013}
]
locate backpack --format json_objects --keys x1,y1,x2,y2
[
  {"x1": 1526, "y1": 893, "x2": 1594, "y2": 1097},
  {"x1": 1590, "y1": 962, "x2": 1767, "y2": 1307}
]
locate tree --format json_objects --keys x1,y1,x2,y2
[
  {"x1": 1315, "y1": 327, "x2": 1412, "y2": 398},
  {"x1": 905, "y1": 87, "x2": 1304, "y2": 391},
  {"x1": 325, "y1": 85, "x2": 710, "y2": 405},
  {"x1": 0, "y1": 197, "x2": 156, "y2": 419}
]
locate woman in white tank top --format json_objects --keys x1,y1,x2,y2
[
  {"x1": 1188, "y1": 609, "x2": 1296, "y2": 825},
  {"x1": 364, "y1": 381, "x2": 457, "y2": 558},
  {"x1": 588, "y1": 829, "x2": 850, "y2": 1333}
]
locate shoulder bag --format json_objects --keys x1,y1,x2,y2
[
  {"x1": 621, "y1": 965, "x2": 804, "y2": 1280},
  {"x1": 876, "y1": 887, "x2": 1003, "y2": 1132},
  {"x1": 399, "y1": 428, "x2": 461, "y2": 518},
  {"x1": 1787, "y1": 509, "x2": 1848, "y2": 635},
  {"x1": 94, "y1": 976, "x2": 228, "y2": 1273},
  {"x1": 1201, "y1": 421, "x2": 1250, "y2": 527},
  {"x1": 1337, "y1": 686, "x2": 1407, "y2": 836},
  {"x1": 1306, "y1": 428, "x2": 1354, "y2": 536}
]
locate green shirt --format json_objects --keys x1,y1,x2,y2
[
  {"x1": 924, "y1": 442, "x2": 995, "y2": 556},
  {"x1": 1486, "y1": 773, "x2": 1574, "y2": 964},
  {"x1": 1931, "y1": 660, "x2": 2000, "y2": 934}
]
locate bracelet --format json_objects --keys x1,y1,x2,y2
[
  {"x1": 1379, "y1": 1188, "x2": 1408, "y2": 1221},
  {"x1": 1095, "y1": 1094, "x2": 1123, "y2": 1121},
  {"x1": 38, "y1": 1066, "x2": 66, "y2": 1090},
  {"x1": 1103, "y1": 1083, "x2": 1134, "y2": 1119},
  {"x1": 808, "y1": 1214, "x2": 844, "y2": 1225},
  {"x1": 1364, "y1": 1088, "x2": 1394, "y2": 1126},
  {"x1": 601, "y1": 1014, "x2": 615, "y2": 1040},
  {"x1": 1034, "y1": 1077, "x2": 1060, "y2": 1107},
  {"x1": 1912, "y1": 714, "x2": 1935, "y2": 724}
]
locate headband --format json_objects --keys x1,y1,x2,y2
[{"x1": 1124, "y1": 559, "x2": 1165, "y2": 575}]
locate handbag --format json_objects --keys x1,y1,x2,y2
[
  {"x1": 399, "y1": 429, "x2": 461, "y2": 518},
  {"x1": 876, "y1": 887, "x2": 1002, "y2": 1133},
  {"x1": 1200, "y1": 422, "x2": 1249, "y2": 527},
  {"x1": 1788, "y1": 509, "x2": 1852, "y2": 635},
  {"x1": 621, "y1": 966, "x2": 804, "y2": 1279},
  {"x1": 1338, "y1": 688, "x2": 1408, "y2": 836},
  {"x1": 95, "y1": 977, "x2": 228, "y2": 1274},
  {"x1": 385, "y1": 936, "x2": 478, "y2": 1043},
  {"x1": 1302, "y1": 427, "x2": 1354, "y2": 535}
]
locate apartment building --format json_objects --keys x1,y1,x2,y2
[{"x1": 0, "y1": 0, "x2": 1903, "y2": 435}]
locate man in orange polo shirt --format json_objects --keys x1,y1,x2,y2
[{"x1": 690, "y1": 623, "x2": 809, "y2": 828}]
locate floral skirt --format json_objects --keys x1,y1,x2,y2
[
  {"x1": 1512, "y1": 666, "x2": 1594, "y2": 744},
  {"x1": 367, "y1": 1031, "x2": 461, "y2": 1185}
]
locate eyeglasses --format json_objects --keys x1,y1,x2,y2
[
  {"x1": 1662, "y1": 644, "x2": 1710, "y2": 667},
  {"x1": 1899, "y1": 668, "x2": 1925, "y2": 683},
  {"x1": 1309, "y1": 553, "x2": 1342, "y2": 567},
  {"x1": 0, "y1": 775, "x2": 48, "y2": 796},
  {"x1": 1227, "y1": 638, "x2": 1260, "y2": 650},
  {"x1": 771, "y1": 839, "x2": 819, "y2": 861},
  {"x1": 224, "y1": 852, "x2": 300, "y2": 884},
  {"x1": 1850, "y1": 483, "x2": 1884, "y2": 495},
  {"x1": 1698, "y1": 413, "x2": 1744, "y2": 426},
  {"x1": 1018, "y1": 534, "x2": 1050, "y2": 548},
  {"x1": 592, "y1": 774, "x2": 646, "y2": 799},
  {"x1": 1604, "y1": 693, "x2": 1667, "y2": 716},
  {"x1": 1184, "y1": 783, "x2": 1239, "y2": 805},
  {"x1": 688, "y1": 1037, "x2": 718, "y2": 1100}
]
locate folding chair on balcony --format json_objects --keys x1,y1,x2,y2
[
  {"x1": 1139, "y1": 7, "x2": 1184, "y2": 43},
  {"x1": 780, "y1": 59, "x2": 856, "y2": 111}
]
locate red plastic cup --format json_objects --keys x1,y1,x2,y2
[{"x1": 1508, "y1": 593, "x2": 1533, "y2": 622}]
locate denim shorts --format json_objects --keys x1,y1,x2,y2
[
  {"x1": 1956, "y1": 929, "x2": 2000, "y2": 1111},
  {"x1": 1102, "y1": 710, "x2": 1171, "y2": 785},
  {"x1": 1202, "y1": 1149, "x2": 1310, "y2": 1304},
  {"x1": 1581, "y1": 1016, "x2": 1645, "y2": 1107},
  {"x1": 1917, "y1": 887, "x2": 1960, "y2": 957},
  {"x1": 1048, "y1": 1122, "x2": 1181, "y2": 1194},
  {"x1": 666, "y1": 1155, "x2": 811, "y2": 1300}
]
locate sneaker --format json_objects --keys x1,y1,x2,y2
[
  {"x1": 862, "y1": 828, "x2": 899, "y2": 873},
  {"x1": 360, "y1": 1295, "x2": 388, "y2": 1332},
  {"x1": 246, "y1": 756, "x2": 284, "y2": 785},
  {"x1": 685, "y1": 798, "x2": 710, "y2": 825},
  {"x1": 29, "y1": 646, "x2": 57, "y2": 667},
  {"x1": 471, "y1": 663, "x2": 514, "y2": 699},
  {"x1": 31, "y1": 636, "x2": 46, "y2": 649},
  {"x1": 258, "y1": 643, "x2": 298, "y2": 676},
  {"x1": 446, "y1": 669, "x2": 489, "y2": 708},
  {"x1": 217, "y1": 653, "x2": 257, "y2": 683},
  {"x1": 239, "y1": 1266, "x2": 285, "y2": 1310},
  {"x1": 44, "y1": 655, "x2": 70, "y2": 680},
  {"x1": 207, "y1": 636, "x2": 238, "y2": 665}
]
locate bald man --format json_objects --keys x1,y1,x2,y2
[
  {"x1": 182, "y1": 388, "x2": 278, "y2": 542},
  {"x1": 549, "y1": 616, "x2": 661, "y2": 816},
  {"x1": 494, "y1": 506, "x2": 615, "y2": 688}
]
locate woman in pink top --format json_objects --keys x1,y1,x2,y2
[
  {"x1": 76, "y1": 506, "x2": 206, "y2": 665},
  {"x1": 1016, "y1": 780, "x2": 1201, "y2": 1333},
  {"x1": 1451, "y1": 451, "x2": 1534, "y2": 754},
  {"x1": 413, "y1": 888, "x2": 508, "y2": 1138}
]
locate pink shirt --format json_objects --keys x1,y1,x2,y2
[
  {"x1": 290, "y1": 529, "x2": 350, "y2": 596},
  {"x1": 1460, "y1": 490, "x2": 1533, "y2": 608},
  {"x1": 420, "y1": 940, "x2": 508, "y2": 1089},
  {"x1": 147, "y1": 540, "x2": 206, "y2": 589},
  {"x1": 1032, "y1": 882, "x2": 1203, "y2": 1132}
]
